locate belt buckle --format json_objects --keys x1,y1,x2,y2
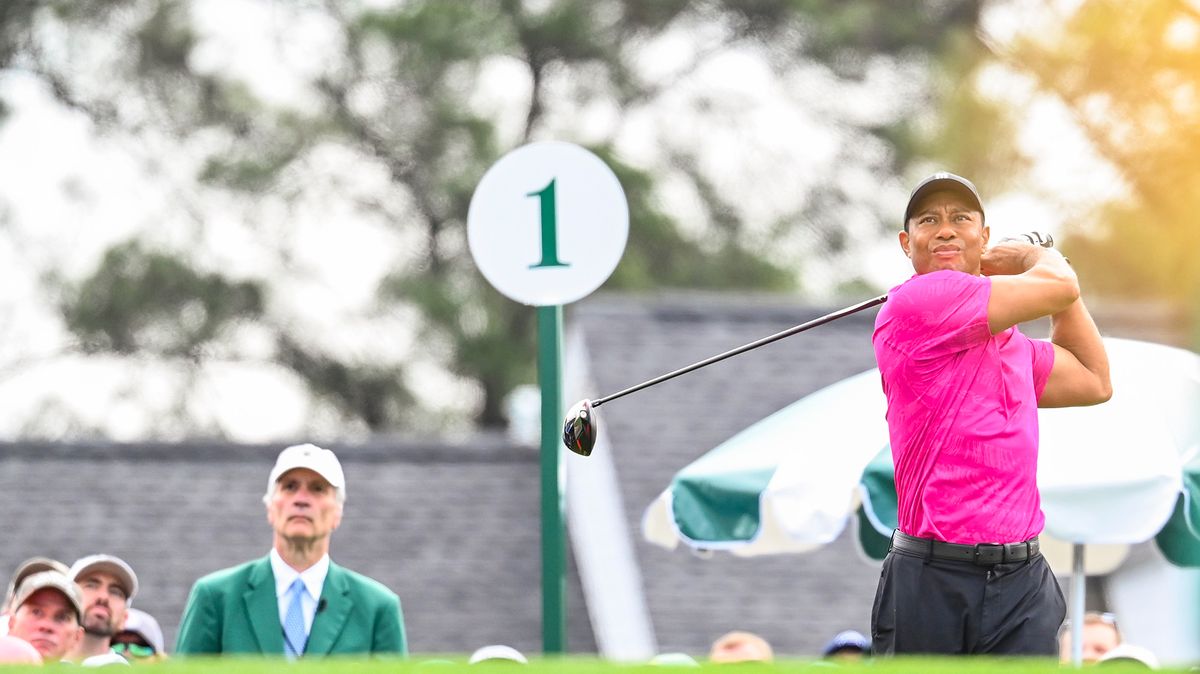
[{"x1": 973, "y1": 544, "x2": 1002, "y2": 565}]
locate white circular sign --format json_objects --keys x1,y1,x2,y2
[{"x1": 468, "y1": 141, "x2": 629, "y2": 306}]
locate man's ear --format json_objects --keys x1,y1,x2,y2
[
  {"x1": 981, "y1": 223, "x2": 990, "y2": 247},
  {"x1": 899, "y1": 230, "x2": 911, "y2": 258}
]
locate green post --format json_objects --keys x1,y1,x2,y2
[{"x1": 537, "y1": 304, "x2": 567, "y2": 653}]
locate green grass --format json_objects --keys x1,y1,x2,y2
[{"x1": 5, "y1": 657, "x2": 1194, "y2": 673}]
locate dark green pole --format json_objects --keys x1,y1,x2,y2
[{"x1": 537, "y1": 304, "x2": 566, "y2": 653}]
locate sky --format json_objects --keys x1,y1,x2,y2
[{"x1": 0, "y1": 0, "x2": 1128, "y2": 442}]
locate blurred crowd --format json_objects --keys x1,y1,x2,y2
[
  {"x1": 0, "y1": 443, "x2": 1165, "y2": 668},
  {"x1": 0, "y1": 551, "x2": 1165, "y2": 668},
  {"x1": 0, "y1": 555, "x2": 162, "y2": 666},
  {"x1": 2, "y1": 555, "x2": 1156, "y2": 669}
]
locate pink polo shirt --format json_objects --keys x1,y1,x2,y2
[{"x1": 872, "y1": 270, "x2": 1055, "y2": 544}]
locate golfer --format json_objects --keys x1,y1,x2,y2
[{"x1": 871, "y1": 173, "x2": 1111, "y2": 655}]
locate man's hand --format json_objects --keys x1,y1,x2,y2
[
  {"x1": 982, "y1": 232, "x2": 1060, "y2": 277},
  {"x1": 985, "y1": 236, "x2": 1078, "y2": 333},
  {"x1": 981, "y1": 240, "x2": 1039, "y2": 277}
]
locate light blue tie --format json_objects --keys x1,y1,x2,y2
[{"x1": 282, "y1": 578, "x2": 308, "y2": 659}]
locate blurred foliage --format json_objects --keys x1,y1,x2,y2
[
  {"x1": 1, "y1": 0, "x2": 989, "y2": 431},
  {"x1": 61, "y1": 241, "x2": 265, "y2": 357},
  {"x1": 1004, "y1": 0, "x2": 1200, "y2": 340}
]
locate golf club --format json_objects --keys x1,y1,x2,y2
[
  {"x1": 562, "y1": 294, "x2": 886, "y2": 456},
  {"x1": 561, "y1": 231, "x2": 1058, "y2": 457}
]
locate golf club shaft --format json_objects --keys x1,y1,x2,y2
[{"x1": 592, "y1": 294, "x2": 888, "y2": 408}]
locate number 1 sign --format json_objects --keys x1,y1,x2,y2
[
  {"x1": 468, "y1": 142, "x2": 629, "y2": 653},
  {"x1": 468, "y1": 142, "x2": 629, "y2": 306}
]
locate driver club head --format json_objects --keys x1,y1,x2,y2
[{"x1": 562, "y1": 399, "x2": 596, "y2": 456}]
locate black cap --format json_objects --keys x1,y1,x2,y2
[{"x1": 903, "y1": 172, "x2": 984, "y2": 229}]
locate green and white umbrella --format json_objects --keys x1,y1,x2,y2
[
  {"x1": 643, "y1": 336, "x2": 1200, "y2": 564},
  {"x1": 643, "y1": 337, "x2": 1199, "y2": 664}
]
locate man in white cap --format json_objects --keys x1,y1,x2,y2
[
  {"x1": 176, "y1": 443, "x2": 406, "y2": 657},
  {"x1": 0, "y1": 557, "x2": 70, "y2": 637},
  {"x1": 66, "y1": 554, "x2": 139, "y2": 662},
  {"x1": 6, "y1": 570, "x2": 85, "y2": 662}
]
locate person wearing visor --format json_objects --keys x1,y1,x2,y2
[
  {"x1": 176, "y1": 443, "x2": 406, "y2": 657},
  {"x1": 871, "y1": 173, "x2": 1111, "y2": 655},
  {"x1": 1059, "y1": 611, "x2": 1122, "y2": 664}
]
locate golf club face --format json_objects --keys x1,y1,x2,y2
[{"x1": 563, "y1": 399, "x2": 596, "y2": 456}]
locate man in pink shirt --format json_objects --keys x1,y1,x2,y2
[{"x1": 871, "y1": 173, "x2": 1111, "y2": 656}]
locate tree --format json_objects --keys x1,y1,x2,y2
[
  {"x1": 925, "y1": 1, "x2": 1199, "y2": 345},
  {"x1": 1004, "y1": 0, "x2": 1200, "y2": 342},
  {"x1": 0, "y1": 0, "x2": 988, "y2": 437}
]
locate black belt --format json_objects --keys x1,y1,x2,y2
[{"x1": 890, "y1": 530, "x2": 1040, "y2": 565}]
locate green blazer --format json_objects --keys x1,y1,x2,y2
[{"x1": 175, "y1": 556, "x2": 406, "y2": 656}]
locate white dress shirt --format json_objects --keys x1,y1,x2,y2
[{"x1": 269, "y1": 549, "x2": 329, "y2": 636}]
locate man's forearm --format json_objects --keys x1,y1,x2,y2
[
  {"x1": 1050, "y1": 298, "x2": 1109, "y2": 386},
  {"x1": 984, "y1": 244, "x2": 1080, "y2": 332}
]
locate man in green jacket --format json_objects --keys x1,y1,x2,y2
[{"x1": 175, "y1": 444, "x2": 406, "y2": 657}]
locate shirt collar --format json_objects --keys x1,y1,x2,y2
[{"x1": 269, "y1": 548, "x2": 330, "y2": 600}]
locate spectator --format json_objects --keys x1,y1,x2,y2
[
  {"x1": 822, "y1": 630, "x2": 871, "y2": 660},
  {"x1": 175, "y1": 443, "x2": 407, "y2": 657},
  {"x1": 5, "y1": 570, "x2": 84, "y2": 663},
  {"x1": 0, "y1": 634, "x2": 43, "y2": 665},
  {"x1": 468, "y1": 644, "x2": 527, "y2": 664},
  {"x1": 0, "y1": 557, "x2": 69, "y2": 637},
  {"x1": 1059, "y1": 611, "x2": 1122, "y2": 664},
  {"x1": 1098, "y1": 643, "x2": 1159, "y2": 669},
  {"x1": 708, "y1": 630, "x2": 773, "y2": 663},
  {"x1": 66, "y1": 554, "x2": 139, "y2": 663},
  {"x1": 111, "y1": 608, "x2": 166, "y2": 663}
]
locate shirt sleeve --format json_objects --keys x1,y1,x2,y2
[
  {"x1": 880, "y1": 270, "x2": 993, "y2": 359},
  {"x1": 1030, "y1": 338, "x2": 1056, "y2": 400}
]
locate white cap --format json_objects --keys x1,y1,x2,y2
[
  {"x1": 1098, "y1": 644, "x2": 1159, "y2": 669},
  {"x1": 468, "y1": 644, "x2": 528, "y2": 664},
  {"x1": 266, "y1": 443, "x2": 345, "y2": 498},
  {"x1": 11, "y1": 571, "x2": 83, "y2": 622},
  {"x1": 69, "y1": 555, "x2": 138, "y2": 603},
  {"x1": 4, "y1": 557, "x2": 69, "y2": 610},
  {"x1": 117, "y1": 608, "x2": 165, "y2": 655}
]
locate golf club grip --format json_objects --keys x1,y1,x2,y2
[
  {"x1": 592, "y1": 293, "x2": 888, "y2": 408},
  {"x1": 1000, "y1": 231, "x2": 1054, "y2": 248},
  {"x1": 999, "y1": 231, "x2": 1069, "y2": 264}
]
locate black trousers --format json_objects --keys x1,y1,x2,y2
[{"x1": 871, "y1": 546, "x2": 1065, "y2": 655}]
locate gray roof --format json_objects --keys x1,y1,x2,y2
[
  {"x1": 0, "y1": 438, "x2": 595, "y2": 656},
  {"x1": 566, "y1": 290, "x2": 1192, "y2": 658}
]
